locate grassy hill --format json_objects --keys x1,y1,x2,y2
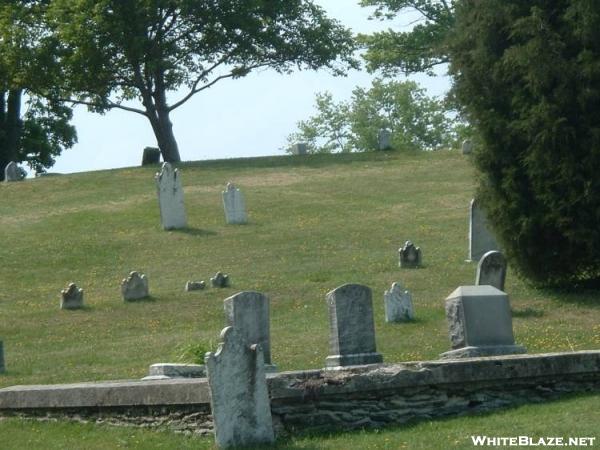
[{"x1": 0, "y1": 150, "x2": 598, "y2": 446}]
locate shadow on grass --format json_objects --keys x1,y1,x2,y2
[
  {"x1": 169, "y1": 227, "x2": 217, "y2": 237},
  {"x1": 384, "y1": 317, "x2": 426, "y2": 326},
  {"x1": 124, "y1": 295, "x2": 157, "y2": 303},
  {"x1": 511, "y1": 307, "x2": 544, "y2": 318}
]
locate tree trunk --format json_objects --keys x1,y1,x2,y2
[
  {"x1": 0, "y1": 89, "x2": 23, "y2": 181},
  {"x1": 150, "y1": 107, "x2": 181, "y2": 163}
]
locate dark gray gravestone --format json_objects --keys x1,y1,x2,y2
[
  {"x1": 224, "y1": 291, "x2": 274, "y2": 370},
  {"x1": 325, "y1": 284, "x2": 383, "y2": 368},
  {"x1": 398, "y1": 240, "x2": 422, "y2": 268},
  {"x1": 60, "y1": 283, "x2": 84, "y2": 310},
  {"x1": 377, "y1": 129, "x2": 392, "y2": 150},
  {"x1": 4, "y1": 161, "x2": 21, "y2": 182},
  {"x1": 290, "y1": 143, "x2": 307, "y2": 155},
  {"x1": 476, "y1": 250, "x2": 507, "y2": 291},
  {"x1": 141, "y1": 147, "x2": 161, "y2": 165}
]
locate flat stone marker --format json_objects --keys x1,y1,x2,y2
[
  {"x1": 462, "y1": 139, "x2": 473, "y2": 155},
  {"x1": 325, "y1": 284, "x2": 383, "y2": 368},
  {"x1": 399, "y1": 240, "x2": 422, "y2": 268},
  {"x1": 469, "y1": 199, "x2": 500, "y2": 262},
  {"x1": 211, "y1": 272, "x2": 230, "y2": 288},
  {"x1": 4, "y1": 161, "x2": 21, "y2": 182},
  {"x1": 141, "y1": 146, "x2": 160, "y2": 165},
  {"x1": 476, "y1": 250, "x2": 507, "y2": 291},
  {"x1": 377, "y1": 128, "x2": 392, "y2": 150},
  {"x1": 146, "y1": 363, "x2": 205, "y2": 379},
  {"x1": 440, "y1": 285, "x2": 526, "y2": 359},
  {"x1": 155, "y1": 162, "x2": 187, "y2": 230},
  {"x1": 384, "y1": 282, "x2": 414, "y2": 322},
  {"x1": 60, "y1": 283, "x2": 84, "y2": 310},
  {"x1": 121, "y1": 271, "x2": 149, "y2": 301},
  {"x1": 290, "y1": 143, "x2": 307, "y2": 155},
  {"x1": 224, "y1": 291, "x2": 275, "y2": 370},
  {"x1": 0, "y1": 341, "x2": 5, "y2": 374},
  {"x1": 205, "y1": 326, "x2": 275, "y2": 448},
  {"x1": 185, "y1": 280, "x2": 206, "y2": 291},
  {"x1": 222, "y1": 182, "x2": 248, "y2": 224}
]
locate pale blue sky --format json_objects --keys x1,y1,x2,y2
[{"x1": 51, "y1": 0, "x2": 450, "y2": 174}]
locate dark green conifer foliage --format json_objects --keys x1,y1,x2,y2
[{"x1": 449, "y1": 0, "x2": 600, "y2": 285}]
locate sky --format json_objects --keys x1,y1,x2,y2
[{"x1": 49, "y1": 1, "x2": 450, "y2": 175}]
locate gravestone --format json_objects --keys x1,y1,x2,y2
[
  {"x1": 60, "y1": 283, "x2": 84, "y2": 310},
  {"x1": 4, "y1": 161, "x2": 21, "y2": 182},
  {"x1": 211, "y1": 272, "x2": 230, "y2": 288},
  {"x1": 185, "y1": 280, "x2": 206, "y2": 291},
  {"x1": 476, "y1": 250, "x2": 507, "y2": 291},
  {"x1": 440, "y1": 285, "x2": 526, "y2": 359},
  {"x1": 141, "y1": 147, "x2": 161, "y2": 165},
  {"x1": 121, "y1": 271, "x2": 149, "y2": 301},
  {"x1": 377, "y1": 129, "x2": 392, "y2": 150},
  {"x1": 205, "y1": 326, "x2": 275, "y2": 448},
  {"x1": 384, "y1": 282, "x2": 414, "y2": 322},
  {"x1": 0, "y1": 341, "x2": 4, "y2": 374},
  {"x1": 155, "y1": 162, "x2": 187, "y2": 230},
  {"x1": 462, "y1": 139, "x2": 473, "y2": 155},
  {"x1": 325, "y1": 284, "x2": 383, "y2": 368},
  {"x1": 469, "y1": 199, "x2": 499, "y2": 261},
  {"x1": 398, "y1": 241, "x2": 422, "y2": 268},
  {"x1": 222, "y1": 182, "x2": 248, "y2": 224},
  {"x1": 290, "y1": 143, "x2": 307, "y2": 155},
  {"x1": 224, "y1": 291, "x2": 274, "y2": 370}
]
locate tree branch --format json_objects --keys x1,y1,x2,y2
[{"x1": 53, "y1": 97, "x2": 148, "y2": 116}]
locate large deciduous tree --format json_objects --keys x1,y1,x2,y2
[
  {"x1": 449, "y1": 0, "x2": 600, "y2": 285},
  {"x1": 48, "y1": 0, "x2": 357, "y2": 163},
  {"x1": 0, "y1": 1, "x2": 76, "y2": 179}
]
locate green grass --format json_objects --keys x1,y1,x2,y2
[
  {"x1": 0, "y1": 392, "x2": 598, "y2": 449},
  {"x1": 0, "y1": 150, "x2": 598, "y2": 446}
]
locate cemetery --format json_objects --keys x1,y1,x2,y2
[{"x1": 0, "y1": 150, "x2": 598, "y2": 448}]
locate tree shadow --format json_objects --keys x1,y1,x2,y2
[
  {"x1": 511, "y1": 307, "x2": 544, "y2": 318},
  {"x1": 124, "y1": 295, "x2": 156, "y2": 303}
]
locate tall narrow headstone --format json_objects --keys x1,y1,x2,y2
[
  {"x1": 290, "y1": 143, "x2": 307, "y2": 155},
  {"x1": 224, "y1": 291, "x2": 274, "y2": 370},
  {"x1": 0, "y1": 341, "x2": 5, "y2": 373},
  {"x1": 469, "y1": 199, "x2": 499, "y2": 261},
  {"x1": 121, "y1": 271, "x2": 149, "y2": 301},
  {"x1": 60, "y1": 283, "x2": 84, "y2": 310},
  {"x1": 222, "y1": 182, "x2": 248, "y2": 224},
  {"x1": 384, "y1": 282, "x2": 414, "y2": 322},
  {"x1": 476, "y1": 250, "x2": 507, "y2": 291},
  {"x1": 155, "y1": 162, "x2": 187, "y2": 230},
  {"x1": 325, "y1": 284, "x2": 383, "y2": 368},
  {"x1": 141, "y1": 147, "x2": 161, "y2": 165},
  {"x1": 377, "y1": 129, "x2": 392, "y2": 150},
  {"x1": 205, "y1": 327, "x2": 275, "y2": 448},
  {"x1": 440, "y1": 285, "x2": 526, "y2": 359},
  {"x1": 462, "y1": 139, "x2": 473, "y2": 155},
  {"x1": 4, "y1": 161, "x2": 21, "y2": 182},
  {"x1": 398, "y1": 240, "x2": 422, "y2": 268}
]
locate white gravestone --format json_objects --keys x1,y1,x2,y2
[
  {"x1": 440, "y1": 285, "x2": 526, "y2": 359},
  {"x1": 476, "y1": 250, "x2": 507, "y2": 291},
  {"x1": 384, "y1": 282, "x2": 414, "y2": 322},
  {"x1": 469, "y1": 199, "x2": 500, "y2": 261},
  {"x1": 4, "y1": 161, "x2": 21, "y2": 182},
  {"x1": 205, "y1": 326, "x2": 275, "y2": 448},
  {"x1": 155, "y1": 162, "x2": 187, "y2": 230},
  {"x1": 121, "y1": 271, "x2": 149, "y2": 301},
  {"x1": 222, "y1": 182, "x2": 248, "y2": 224},
  {"x1": 462, "y1": 139, "x2": 473, "y2": 155},
  {"x1": 377, "y1": 129, "x2": 392, "y2": 150},
  {"x1": 60, "y1": 283, "x2": 84, "y2": 310},
  {"x1": 290, "y1": 143, "x2": 307, "y2": 155}
]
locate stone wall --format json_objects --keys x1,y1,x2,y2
[{"x1": 1, "y1": 351, "x2": 599, "y2": 437}]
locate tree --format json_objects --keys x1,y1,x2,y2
[
  {"x1": 358, "y1": 0, "x2": 455, "y2": 76},
  {"x1": 449, "y1": 0, "x2": 600, "y2": 285},
  {"x1": 287, "y1": 78, "x2": 457, "y2": 153},
  {"x1": 0, "y1": 1, "x2": 76, "y2": 179},
  {"x1": 47, "y1": 0, "x2": 357, "y2": 163}
]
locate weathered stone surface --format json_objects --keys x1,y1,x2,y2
[
  {"x1": 205, "y1": 327, "x2": 275, "y2": 448},
  {"x1": 398, "y1": 241, "x2": 422, "y2": 268},
  {"x1": 462, "y1": 139, "x2": 473, "y2": 155},
  {"x1": 147, "y1": 363, "x2": 206, "y2": 379},
  {"x1": 384, "y1": 282, "x2": 414, "y2": 322},
  {"x1": 325, "y1": 284, "x2": 383, "y2": 368},
  {"x1": 476, "y1": 250, "x2": 507, "y2": 291},
  {"x1": 290, "y1": 143, "x2": 307, "y2": 155},
  {"x1": 4, "y1": 161, "x2": 22, "y2": 182},
  {"x1": 441, "y1": 285, "x2": 525, "y2": 359},
  {"x1": 121, "y1": 271, "x2": 149, "y2": 301},
  {"x1": 155, "y1": 162, "x2": 187, "y2": 230},
  {"x1": 141, "y1": 147, "x2": 160, "y2": 165},
  {"x1": 210, "y1": 272, "x2": 230, "y2": 288},
  {"x1": 377, "y1": 129, "x2": 392, "y2": 150},
  {"x1": 185, "y1": 281, "x2": 206, "y2": 291},
  {"x1": 469, "y1": 199, "x2": 500, "y2": 261},
  {"x1": 224, "y1": 291, "x2": 274, "y2": 368},
  {"x1": 222, "y1": 182, "x2": 248, "y2": 224},
  {"x1": 60, "y1": 283, "x2": 84, "y2": 310},
  {"x1": 0, "y1": 341, "x2": 4, "y2": 374}
]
